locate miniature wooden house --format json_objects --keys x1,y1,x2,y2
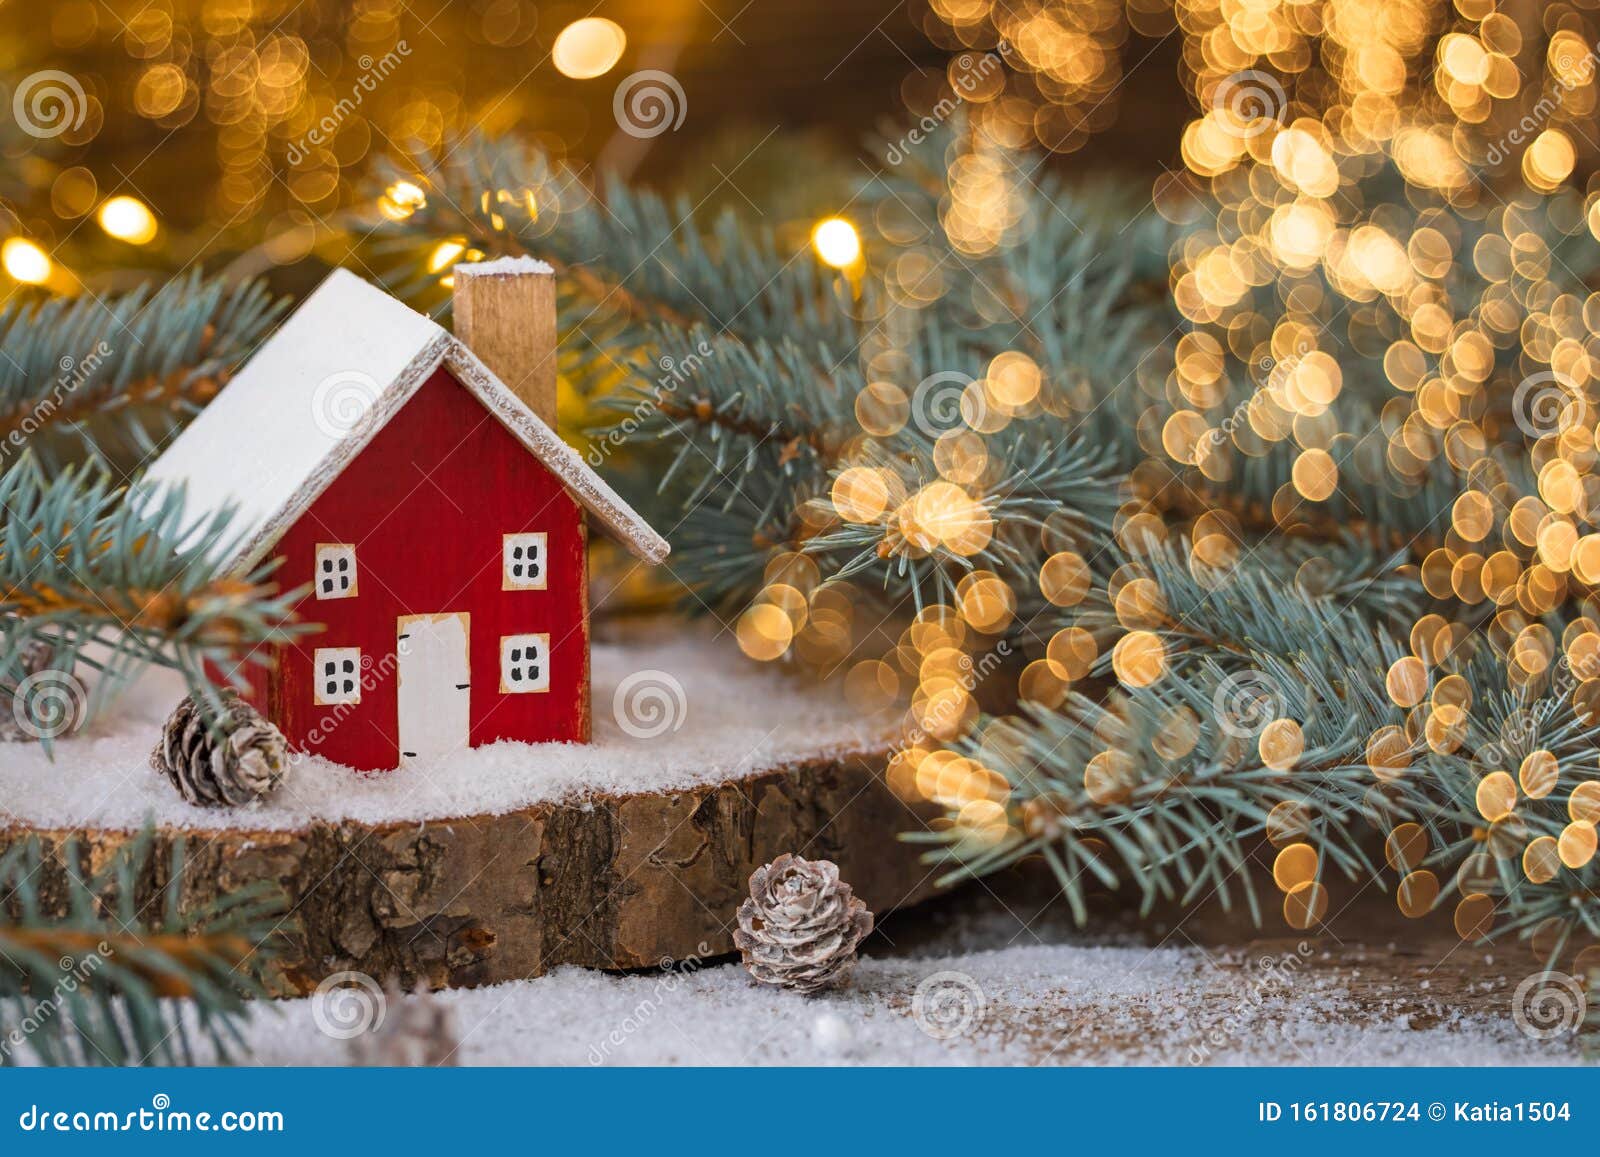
[{"x1": 141, "y1": 262, "x2": 669, "y2": 772}]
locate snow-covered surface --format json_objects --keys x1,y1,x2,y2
[
  {"x1": 0, "y1": 631, "x2": 889, "y2": 832},
  {"x1": 230, "y1": 938, "x2": 1584, "y2": 1067},
  {"x1": 137, "y1": 267, "x2": 667, "y2": 569}
]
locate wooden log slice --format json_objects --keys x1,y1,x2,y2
[{"x1": 2, "y1": 750, "x2": 939, "y2": 996}]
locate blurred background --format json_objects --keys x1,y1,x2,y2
[
  {"x1": 0, "y1": 0, "x2": 1205, "y2": 289},
  {"x1": 4, "y1": 1, "x2": 1598, "y2": 294}
]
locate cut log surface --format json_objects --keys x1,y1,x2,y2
[{"x1": 0, "y1": 629, "x2": 938, "y2": 994}]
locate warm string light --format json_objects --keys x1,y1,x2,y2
[
  {"x1": 2, "y1": 239, "x2": 54, "y2": 285},
  {"x1": 552, "y1": 18, "x2": 628, "y2": 80},
  {"x1": 27, "y1": 5, "x2": 612, "y2": 242},
  {"x1": 812, "y1": 217, "x2": 863, "y2": 269},
  {"x1": 97, "y1": 196, "x2": 159, "y2": 244}
]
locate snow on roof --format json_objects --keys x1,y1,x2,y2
[{"x1": 139, "y1": 268, "x2": 668, "y2": 570}]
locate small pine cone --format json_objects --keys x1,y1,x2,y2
[
  {"x1": 349, "y1": 980, "x2": 459, "y2": 1067},
  {"x1": 733, "y1": 854, "x2": 873, "y2": 994},
  {"x1": 0, "y1": 639, "x2": 73, "y2": 742},
  {"x1": 151, "y1": 692, "x2": 289, "y2": 807}
]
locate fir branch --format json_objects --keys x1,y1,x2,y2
[
  {"x1": 920, "y1": 544, "x2": 1457, "y2": 924},
  {"x1": 0, "y1": 273, "x2": 283, "y2": 473},
  {"x1": 0, "y1": 832, "x2": 284, "y2": 1066},
  {"x1": 364, "y1": 132, "x2": 857, "y2": 352},
  {"x1": 0, "y1": 459, "x2": 305, "y2": 737},
  {"x1": 921, "y1": 661, "x2": 1436, "y2": 926}
]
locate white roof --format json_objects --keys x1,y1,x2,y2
[{"x1": 139, "y1": 268, "x2": 669, "y2": 571}]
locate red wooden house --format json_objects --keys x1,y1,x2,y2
[{"x1": 141, "y1": 263, "x2": 669, "y2": 772}]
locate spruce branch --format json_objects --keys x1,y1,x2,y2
[
  {"x1": 363, "y1": 132, "x2": 856, "y2": 352},
  {"x1": 0, "y1": 459, "x2": 304, "y2": 739},
  {"x1": 0, "y1": 832, "x2": 285, "y2": 1066},
  {"x1": 0, "y1": 273, "x2": 283, "y2": 473}
]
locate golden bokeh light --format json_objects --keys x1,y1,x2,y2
[
  {"x1": 96, "y1": 195, "x2": 158, "y2": 244},
  {"x1": 1110, "y1": 630, "x2": 1166, "y2": 688},
  {"x1": 1273, "y1": 842, "x2": 1319, "y2": 892},
  {"x1": 1396, "y1": 870, "x2": 1439, "y2": 918},
  {"x1": 2, "y1": 238, "x2": 52, "y2": 284},
  {"x1": 552, "y1": 18, "x2": 627, "y2": 79},
  {"x1": 812, "y1": 217, "x2": 862, "y2": 269},
  {"x1": 1284, "y1": 882, "x2": 1329, "y2": 930}
]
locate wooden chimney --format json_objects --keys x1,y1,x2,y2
[{"x1": 452, "y1": 256, "x2": 558, "y2": 429}]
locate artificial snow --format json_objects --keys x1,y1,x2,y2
[
  {"x1": 217, "y1": 939, "x2": 1587, "y2": 1067},
  {"x1": 454, "y1": 255, "x2": 555, "y2": 277},
  {"x1": 0, "y1": 630, "x2": 889, "y2": 832}
]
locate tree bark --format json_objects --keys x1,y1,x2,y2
[{"x1": 1, "y1": 751, "x2": 940, "y2": 995}]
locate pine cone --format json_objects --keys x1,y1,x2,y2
[
  {"x1": 0, "y1": 639, "x2": 77, "y2": 742},
  {"x1": 151, "y1": 692, "x2": 289, "y2": 807},
  {"x1": 348, "y1": 980, "x2": 458, "y2": 1067},
  {"x1": 733, "y1": 854, "x2": 874, "y2": 994}
]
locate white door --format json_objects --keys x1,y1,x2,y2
[{"x1": 396, "y1": 613, "x2": 470, "y2": 767}]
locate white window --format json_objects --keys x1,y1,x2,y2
[
  {"x1": 500, "y1": 633, "x2": 550, "y2": 693},
  {"x1": 316, "y1": 544, "x2": 358, "y2": 599},
  {"x1": 502, "y1": 532, "x2": 548, "y2": 591},
  {"x1": 314, "y1": 647, "x2": 362, "y2": 705}
]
